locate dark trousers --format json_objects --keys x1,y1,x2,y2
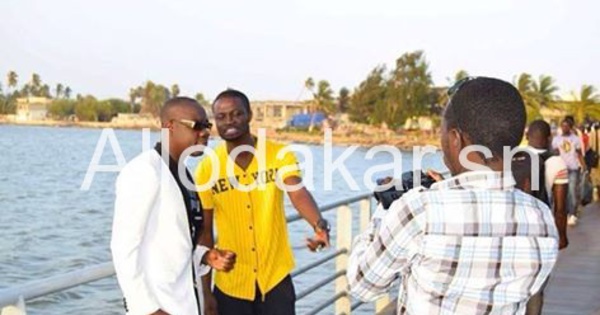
[
  {"x1": 213, "y1": 275, "x2": 296, "y2": 315},
  {"x1": 525, "y1": 277, "x2": 550, "y2": 315}
]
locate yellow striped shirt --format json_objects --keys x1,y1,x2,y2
[{"x1": 195, "y1": 139, "x2": 301, "y2": 300}]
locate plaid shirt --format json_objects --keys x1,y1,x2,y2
[{"x1": 347, "y1": 171, "x2": 559, "y2": 315}]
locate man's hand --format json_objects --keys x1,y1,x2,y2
[
  {"x1": 378, "y1": 176, "x2": 393, "y2": 185},
  {"x1": 306, "y1": 229, "x2": 330, "y2": 252},
  {"x1": 150, "y1": 310, "x2": 170, "y2": 315},
  {"x1": 203, "y1": 291, "x2": 219, "y2": 315},
  {"x1": 204, "y1": 248, "x2": 236, "y2": 272},
  {"x1": 427, "y1": 169, "x2": 444, "y2": 182}
]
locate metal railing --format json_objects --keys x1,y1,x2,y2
[{"x1": 0, "y1": 191, "x2": 391, "y2": 315}]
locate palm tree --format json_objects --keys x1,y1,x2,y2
[
  {"x1": 303, "y1": 77, "x2": 315, "y2": 110},
  {"x1": 0, "y1": 83, "x2": 4, "y2": 112},
  {"x1": 3, "y1": 71, "x2": 18, "y2": 114},
  {"x1": 304, "y1": 77, "x2": 315, "y2": 92},
  {"x1": 305, "y1": 79, "x2": 335, "y2": 131},
  {"x1": 454, "y1": 69, "x2": 469, "y2": 83},
  {"x1": 55, "y1": 83, "x2": 64, "y2": 99},
  {"x1": 515, "y1": 73, "x2": 541, "y2": 122},
  {"x1": 30, "y1": 73, "x2": 42, "y2": 96},
  {"x1": 314, "y1": 80, "x2": 335, "y2": 114},
  {"x1": 563, "y1": 85, "x2": 600, "y2": 123},
  {"x1": 303, "y1": 77, "x2": 318, "y2": 131},
  {"x1": 532, "y1": 75, "x2": 559, "y2": 108},
  {"x1": 337, "y1": 87, "x2": 350, "y2": 113},
  {"x1": 438, "y1": 70, "x2": 470, "y2": 108},
  {"x1": 41, "y1": 84, "x2": 51, "y2": 98},
  {"x1": 139, "y1": 81, "x2": 168, "y2": 116},
  {"x1": 171, "y1": 84, "x2": 180, "y2": 98},
  {"x1": 64, "y1": 86, "x2": 72, "y2": 99},
  {"x1": 195, "y1": 93, "x2": 209, "y2": 107},
  {"x1": 7, "y1": 71, "x2": 18, "y2": 94},
  {"x1": 20, "y1": 84, "x2": 31, "y2": 97},
  {"x1": 140, "y1": 82, "x2": 155, "y2": 115},
  {"x1": 129, "y1": 88, "x2": 138, "y2": 109},
  {"x1": 304, "y1": 77, "x2": 315, "y2": 110}
]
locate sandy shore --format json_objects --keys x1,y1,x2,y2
[
  {"x1": 263, "y1": 129, "x2": 440, "y2": 149},
  {"x1": 0, "y1": 119, "x2": 159, "y2": 130},
  {"x1": 0, "y1": 119, "x2": 440, "y2": 149}
]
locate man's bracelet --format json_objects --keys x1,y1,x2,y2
[{"x1": 314, "y1": 218, "x2": 331, "y2": 233}]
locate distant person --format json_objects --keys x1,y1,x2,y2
[
  {"x1": 515, "y1": 120, "x2": 569, "y2": 315},
  {"x1": 580, "y1": 123, "x2": 598, "y2": 206},
  {"x1": 524, "y1": 119, "x2": 569, "y2": 249},
  {"x1": 552, "y1": 117, "x2": 586, "y2": 225},
  {"x1": 111, "y1": 97, "x2": 236, "y2": 315},
  {"x1": 588, "y1": 122, "x2": 600, "y2": 201},
  {"x1": 195, "y1": 89, "x2": 330, "y2": 315},
  {"x1": 566, "y1": 116, "x2": 589, "y2": 157},
  {"x1": 347, "y1": 77, "x2": 559, "y2": 314}
]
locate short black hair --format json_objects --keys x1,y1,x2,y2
[
  {"x1": 444, "y1": 77, "x2": 526, "y2": 157},
  {"x1": 212, "y1": 89, "x2": 251, "y2": 113},
  {"x1": 160, "y1": 96, "x2": 201, "y2": 123},
  {"x1": 528, "y1": 119, "x2": 551, "y2": 138},
  {"x1": 512, "y1": 150, "x2": 532, "y2": 192},
  {"x1": 563, "y1": 115, "x2": 575, "y2": 128}
]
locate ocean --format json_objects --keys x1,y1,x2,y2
[{"x1": 0, "y1": 124, "x2": 444, "y2": 314}]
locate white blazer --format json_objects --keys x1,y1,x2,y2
[{"x1": 111, "y1": 150, "x2": 209, "y2": 315}]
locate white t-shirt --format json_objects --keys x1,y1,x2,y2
[{"x1": 552, "y1": 133, "x2": 582, "y2": 170}]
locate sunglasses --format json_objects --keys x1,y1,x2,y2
[{"x1": 174, "y1": 119, "x2": 213, "y2": 131}]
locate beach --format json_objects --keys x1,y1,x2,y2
[{"x1": 0, "y1": 117, "x2": 440, "y2": 149}]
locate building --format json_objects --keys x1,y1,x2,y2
[
  {"x1": 15, "y1": 97, "x2": 52, "y2": 121},
  {"x1": 251, "y1": 100, "x2": 311, "y2": 125},
  {"x1": 110, "y1": 113, "x2": 159, "y2": 128}
]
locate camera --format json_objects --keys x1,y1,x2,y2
[{"x1": 373, "y1": 170, "x2": 436, "y2": 210}]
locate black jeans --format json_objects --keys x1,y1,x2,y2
[{"x1": 213, "y1": 275, "x2": 296, "y2": 315}]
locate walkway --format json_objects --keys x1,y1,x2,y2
[{"x1": 543, "y1": 202, "x2": 600, "y2": 315}]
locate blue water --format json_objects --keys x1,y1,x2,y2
[{"x1": 0, "y1": 124, "x2": 445, "y2": 314}]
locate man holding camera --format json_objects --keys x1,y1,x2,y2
[{"x1": 347, "y1": 77, "x2": 559, "y2": 314}]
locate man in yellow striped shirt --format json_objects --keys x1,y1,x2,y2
[{"x1": 195, "y1": 89, "x2": 330, "y2": 315}]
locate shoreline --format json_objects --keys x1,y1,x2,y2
[{"x1": 0, "y1": 120, "x2": 441, "y2": 150}]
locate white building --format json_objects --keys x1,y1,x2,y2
[{"x1": 15, "y1": 97, "x2": 51, "y2": 121}]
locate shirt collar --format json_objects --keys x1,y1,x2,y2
[
  {"x1": 526, "y1": 146, "x2": 547, "y2": 155},
  {"x1": 431, "y1": 170, "x2": 515, "y2": 191},
  {"x1": 154, "y1": 142, "x2": 181, "y2": 174}
]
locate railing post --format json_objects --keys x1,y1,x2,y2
[
  {"x1": 374, "y1": 292, "x2": 391, "y2": 312},
  {"x1": 359, "y1": 198, "x2": 370, "y2": 231},
  {"x1": 335, "y1": 205, "x2": 352, "y2": 315},
  {"x1": 1, "y1": 296, "x2": 27, "y2": 315}
]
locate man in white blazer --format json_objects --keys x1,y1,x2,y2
[{"x1": 111, "y1": 97, "x2": 236, "y2": 315}]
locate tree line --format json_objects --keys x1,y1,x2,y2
[
  {"x1": 305, "y1": 51, "x2": 600, "y2": 128},
  {"x1": 1, "y1": 71, "x2": 73, "y2": 115},
  {"x1": 1, "y1": 72, "x2": 210, "y2": 122},
  {"x1": 4, "y1": 52, "x2": 599, "y2": 125}
]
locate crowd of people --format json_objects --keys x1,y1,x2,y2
[{"x1": 109, "y1": 77, "x2": 598, "y2": 315}]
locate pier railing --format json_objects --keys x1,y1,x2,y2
[{"x1": 0, "y1": 192, "x2": 388, "y2": 314}]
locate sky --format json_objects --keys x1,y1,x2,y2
[{"x1": 0, "y1": 0, "x2": 598, "y2": 101}]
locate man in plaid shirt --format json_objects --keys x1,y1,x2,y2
[{"x1": 347, "y1": 77, "x2": 559, "y2": 314}]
